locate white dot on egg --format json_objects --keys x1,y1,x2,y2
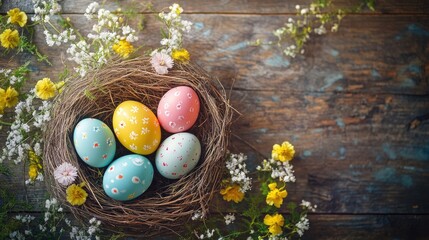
[
  {"x1": 105, "y1": 185, "x2": 109, "y2": 188},
  {"x1": 111, "y1": 180, "x2": 114, "y2": 183},
  {"x1": 165, "y1": 110, "x2": 170, "y2": 116},
  {"x1": 174, "y1": 91, "x2": 181, "y2": 96},
  {"x1": 169, "y1": 122, "x2": 176, "y2": 128},
  {"x1": 187, "y1": 93, "x2": 192, "y2": 99},
  {"x1": 189, "y1": 107, "x2": 194, "y2": 112},
  {"x1": 164, "y1": 103, "x2": 169, "y2": 109}
]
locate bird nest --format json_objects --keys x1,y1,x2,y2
[{"x1": 42, "y1": 57, "x2": 233, "y2": 236}]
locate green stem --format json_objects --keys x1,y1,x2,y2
[{"x1": 0, "y1": 120, "x2": 13, "y2": 126}]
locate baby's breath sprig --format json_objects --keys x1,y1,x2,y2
[
  {"x1": 9, "y1": 198, "x2": 104, "y2": 240},
  {"x1": 253, "y1": 0, "x2": 376, "y2": 58},
  {"x1": 32, "y1": 0, "x2": 139, "y2": 77}
]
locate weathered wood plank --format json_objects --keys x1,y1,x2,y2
[
  {"x1": 1, "y1": 0, "x2": 429, "y2": 14},
  {"x1": 3, "y1": 14, "x2": 427, "y2": 95},
  {"x1": 304, "y1": 214, "x2": 429, "y2": 240}
]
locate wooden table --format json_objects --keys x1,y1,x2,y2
[{"x1": 1, "y1": 0, "x2": 429, "y2": 239}]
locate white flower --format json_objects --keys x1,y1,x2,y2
[
  {"x1": 54, "y1": 162, "x2": 78, "y2": 186},
  {"x1": 224, "y1": 213, "x2": 235, "y2": 225},
  {"x1": 296, "y1": 214, "x2": 310, "y2": 236},
  {"x1": 150, "y1": 52, "x2": 174, "y2": 74}
]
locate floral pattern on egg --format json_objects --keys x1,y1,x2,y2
[
  {"x1": 112, "y1": 101, "x2": 161, "y2": 155},
  {"x1": 73, "y1": 118, "x2": 116, "y2": 168},
  {"x1": 157, "y1": 86, "x2": 200, "y2": 133},
  {"x1": 103, "y1": 154, "x2": 154, "y2": 201}
]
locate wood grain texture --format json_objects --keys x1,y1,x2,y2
[
  {"x1": 1, "y1": 0, "x2": 429, "y2": 14},
  {"x1": 0, "y1": 0, "x2": 429, "y2": 238}
]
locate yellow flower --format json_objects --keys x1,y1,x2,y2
[
  {"x1": 112, "y1": 40, "x2": 134, "y2": 58},
  {"x1": 266, "y1": 182, "x2": 287, "y2": 208},
  {"x1": 7, "y1": 8, "x2": 28, "y2": 27},
  {"x1": 0, "y1": 86, "x2": 19, "y2": 108},
  {"x1": 172, "y1": 48, "x2": 190, "y2": 63},
  {"x1": 66, "y1": 183, "x2": 88, "y2": 206},
  {"x1": 220, "y1": 184, "x2": 244, "y2": 203},
  {"x1": 272, "y1": 141, "x2": 295, "y2": 162},
  {"x1": 0, "y1": 29, "x2": 20, "y2": 49},
  {"x1": 264, "y1": 213, "x2": 285, "y2": 236},
  {"x1": 0, "y1": 88, "x2": 6, "y2": 113},
  {"x1": 28, "y1": 165, "x2": 38, "y2": 181},
  {"x1": 35, "y1": 78, "x2": 57, "y2": 100}
]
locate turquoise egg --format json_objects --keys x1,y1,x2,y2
[
  {"x1": 103, "y1": 154, "x2": 154, "y2": 201},
  {"x1": 73, "y1": 118, "x2": 116, "y2": 168}
]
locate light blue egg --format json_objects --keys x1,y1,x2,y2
[
  {"x1": 73, "y1": 118, "x2": 116, "y2": 168},
  {"x1": 103, "y1": 154, "x2": 154, "y2": 201}
]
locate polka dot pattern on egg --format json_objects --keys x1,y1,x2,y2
[{"x1": 157, "y1": 86, "x2": 200, "y2": 133}]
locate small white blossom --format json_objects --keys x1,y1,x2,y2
[{"x1": 224, "y1": 213, "x2": 235, "y2": 225}]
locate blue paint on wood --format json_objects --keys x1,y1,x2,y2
[
  {"x1": 303, "y1": 150, "x2": 312, "y2": 157},
  {"x1": 382, "y1": 143, "x2": 397, "y2": 160},
  {"x1": 336, "y1": 118, "x2": 345, "y2": 129},
  {"x1": 339, "y1": 148, "x2": 346, "y2": 155},
  {"x1": 407, "y1": 64, "x2": 422, "y2": 74},
  {"x1": 374, "y1": 167, "x2": 414, "y2": 188},
  {"x1": 399, "y1": 146, "x2": 429, "y2": 161},
  {"x1": 258, "y1": 128, "x2": 268, "y2": 133},
  {"x1": 320, "y1": 72, "x2": 344, "y2": 91},
  {"x1": 401, "y1": 175, "x2": 413, "y2": 188},
  {"x1": 366, "y1": 185, "x2": 376, "y2": 193},
  {"x1": 375, "y1": 154, "x2": 383, "y2": 163},
  {"x1": 403, "y1": 166, "x2": 416, "y2": 171},
  {"x1": 326, "y1": 48, "x2": 339, "y2": 57},
  {"x1": 336, "y1": 86, "x2": 343, "y2": 91},
  {"x1": 407, "y1": 23, "x2": 429, "y2": 37},
  {"x1": 374, "y1": 167, "x2": 396, "y2": 182},
  {"x1": 401, "y1": 78, "x2": 416, "y2": 87},
  {"x1": 225, "y1": 41, "x2": 248, "y2": 51},
  {"x1": 371, "y1": 69, "x2": 381, "y2": 78},
  {"x1": 194, "y1": 22, "x2": 204, "y2": 30},
  {"x1": 264, "y1": 55, "x2": 290, "y2": 68},
  {"x1": 311, "y1": 128, "x2": 324, "y2": 133},
  {"x1": 202, "y1": 29, "x2": 211, "y2": 37},
  {"x1": 271, "y1": 96, "x2": 280, "y2": 102}
]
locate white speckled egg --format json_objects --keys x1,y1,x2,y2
[
  {"x1": 157, "y1": 86, "x2": 200, "y2": 133},
  {"x1": 73, "y1": 118, "x2": 116, "y2": 168},
  {"x1": 155, "y1": 132, "x2": 201, "y2": 179},
  {"x1": 103, "y1": 154, "x2": 154, "y2": 201}
]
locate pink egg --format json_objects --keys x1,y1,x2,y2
[{"x1": 157, "y1": 86, "x2": 200, "y2": 133}]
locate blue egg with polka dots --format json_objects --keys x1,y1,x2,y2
[
  {"x1": 103, "y1": 154, "x2": 154, "y2": 201},
  {"x1": 73, "y1": 118, "x2": 116, "y2": 168}
]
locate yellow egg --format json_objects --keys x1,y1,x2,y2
[{"x1": 112, "y1": 101, "x2": 161, "y2": 155}]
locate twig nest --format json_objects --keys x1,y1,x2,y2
[{"x1": 43, "y1": 57, "x2": 232, "y2": 236}]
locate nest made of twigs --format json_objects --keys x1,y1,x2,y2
[{"x1": 43, "y1": 57, "x2": 233, "y2": 236}]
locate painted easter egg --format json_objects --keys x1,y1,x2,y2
[
  {"x1": 155, "y1": 132, "x2": 201, "y2": 179},
  {"x1": 73, "y1": 118, "x2": 116, "y2": 168},
  {"x1": 103, "y1": 154, "x2": 154, "y2": 201},
  {"x1": 112, "y1": 100, "x2": 161, "y2": 155},
  {"x1": 157, "y1": 86, "x2": 200, "y2": 133}
]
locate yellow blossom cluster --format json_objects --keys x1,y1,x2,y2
[
  {"x1": 66, "y1": 183, "x2": 88, "y2": 206},
  {"x1": 266, "y1": 182, "x2": 288, "y2": 208},
  {"x1": 0, "y1": 8, "x2": 28, "y2": 49},
  {"x1": 112, "y1": 40, "x2": 134, "y2": 58},
  {"x1": 264, "y1": 213, "x2": 285, "y2": 235},
  {"x1": 172, "y1": 48, "x2": 190, "y2": 63},
  {"x1": 34, "y1": 78, "x2": 65, "y2": 100},
  {"x1": 0, "y1": 86, "x2": 19, "y2": 114},
  {"x1": 220, "y1": 183, "x2": 244, "y2": 203},
  {"x1": 272, "y1": 141, "x2": 295, "y2": 162},
  {"x1": 28, "y1": 150, "x2": 43, "y2": 182}
]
